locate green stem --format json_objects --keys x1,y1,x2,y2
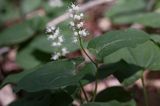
[
  {"x1": 141, "y1": 73, "x2": 149, "y2": 106},
  {"x1": 78, "y1": 35, "x2": 98, "y2": 102},
  {"x1": 78, "y1": 36, "x2": 97, "y2": 66},
  {"x1": 79, "y1": 81, "x2": 89, "y2": 102},
  {"x1": 92, "y1": 73, "x2": 98, "y2": 101}
]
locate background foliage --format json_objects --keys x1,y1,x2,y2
[{"x1": 0, "y1": 0, "x2": 160, "y2": 106}]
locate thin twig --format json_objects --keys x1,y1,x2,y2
[{"x1": 47, "y1": 0, "x2": 114, "y2": 26}]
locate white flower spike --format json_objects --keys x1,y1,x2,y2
[
  {"x1": 46, "y1": 26, "x2": 69, "y2": 60},
  {"x1": 69, "y1": 3, "x2": 89, "y2": 41}
]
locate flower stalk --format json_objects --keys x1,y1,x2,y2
[
  {"x1": 69, "y1": 4, "x2": 98, "y2": 102},
  {"x1": 141, "y1": 72, "x2": 149, "y2": 106}
]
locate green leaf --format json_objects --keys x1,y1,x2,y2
[
  {"x1": 155, "y1": 0, "x2": 160, "y2": 9},
  {"x1": 0, "y1": 21, "x2": 34, "y2": 46},
  {"x1": 109, "y1": 13, "x2": 142, "y2": 24},
  {"x1": 10, "y1": 90, "x2": 73, "y2": 106},
  {"x1": 0, "y1": 67, "x2": 36, "y2": 89},
  {"x1": 104, "y1": 41, "x2": 160, "y2": 70},
  {"x1": 98, "y1": 61, "x2": 143, "y2": 86},
  {"x1": 1, "y1": 60, "x2": 97, "y2": 92},
  {"x1": 43, "y1": 1, "x2": 70, "y2": 18},
  {"x1": 106, "y1": 0, "x2": 146, "y2": 17},
  {"x1": 16, "y1": 46, "x2": 50, "y2": 70},
  {"x1": 0, "y1": 2, "x2": 20, "y2": 23},
  {"x1": 29, "y1": 35, "x2": 53, "y2": 53},
  {"x1": 97, "y1": 61, "x2": 125, "y2": 80},
  {"x1": 112, "y1": 62, "x2": 143, "y2": 86},
  {"x1": 0, "y1": 57, "x2": 82, "y2": 89},
  {"x1": 81, "y1": 100, "x2": 136, "y2": 106},
  {"x1": 21, "y1": 0, "x2": 42, "y2": 14},
  {"x1": 15, "y1": 60, "x2": 76, "y2": 92},
  {"x1": 79, "y1": 62, "x2": 97, "y2": 85},
  {"x1": 112, "y1": 13, "x2": 160, "y2": 28},
  {"x1": 95, "y1": 86, "x2": 132, "y2": 102},
  {"x1": 28, "y1": 16, "x2": 49, "y2": 31},
  {"x1": 150, "y1": 34, "x2": 160, "y2": 44},
  {"x1": 88, "y1": 29, "x2": 150, "y2": 60}
]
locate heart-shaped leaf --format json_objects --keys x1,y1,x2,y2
[
  {"x1": 104, "y1": 41, "x2": 160, "y2": 70},
  {"x1": 1, "y1": 60, "x2": 97, "y2": 92},
  {"x1": 0, "y1": 21, "x2": 34, "y2": 46},
  {"x1": 88, "y1": 29, "x2": 150, "y2": 60}
]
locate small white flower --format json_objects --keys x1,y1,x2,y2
[
  {"x1": 46, "y1": 28, "x2": 52, "y2": 33},
  {"x1": 80, "y1": 13, "x2": 84, "y2": 17},
  {"x1": 71, "y1": 4, "x2": 79, "y2": 11},
  {"x1": 51, "y1": 54, "x2": 59, "y2": 60},
  {"x1": 54, "y1": 28, "x2": 60, "y2": 36},
  {"x1": 48, "y1": 34, "x2": 54, "y2": 40},
  {"x1": 69, "y1": 8, "x2": 73, "y2": 13},
  {"x1": 79, "y1": 30, "x2": 88, "y2": 37},
  {"x1": 74, "y1": 15, "x2": 81, "y2": 20},
  {"x1": 71, "y1": 4, "x2": 76, "y2": 8},
  {"x1": 81, "y1": 30, "x2": 88, "y2": 37},
  {"x1": 74, "y1": 6, "x2": 79, "y2": 11},
  {"x1": 70, "y1": 21, "x2": 75, "y2": 26},
  {"x1": 56, "y1": 52, "x2": 61, "y2": 56},
  {"x1": 72, "y1": 37, "x2": 78, "y2": 43},
  {"x1": 62, "y1": 47, "x2": 69, "y2": 56},
  {"x1": 46, "y1": 26, "x2": 56, "y2": 33},
  {"x1": 78, "y1": 30, "x2": 83, "y2": 35},
  {"x1": 79, "y1": 22, "x2": 84, "y2": 26},
  {"x1": 58, "y1": 36, "x2": 64, "y2": 42},
  {"x1": 51, "y1": 26, "x2": 56, "y2": 30},
  {"x1": 77, "y1": 22, "x2": 83, "y2": 28},
  {"x1": 52, "y1": 42, "x2": 58, "y2": 46},
  {"x1": 57, "y1": 42, "x2": 62, "y2": 46},
  {"x1": 74, "y1": 32, "x2": 78, "y2": 36}
]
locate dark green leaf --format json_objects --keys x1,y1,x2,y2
[
  {"x1": 0, "y1": 21, "x2": 34, "y2": 46},
  {"x1": 112, "y1": 13, "x2": 160, "y2": 28},
  {"x1": 15, "y1": 60, "x2": 77, "y2": 92},
  {"x1": 106, "y1": 0, "x2": 146, "y2": 17},
  {"x1": 88, "y1": 29, "x2": 150, "y2": 60},
  {"x1": 95, "y1": 86, "x2": 132, "y2": 102},
  {"x1": 10, "y1": 90, "x2": 73, "y2": 106},
  {"x1": 0, "y1": 2, "x2": 20, "y2": 23},
  {"x1": 98, "y1": 61, "x2": 143, "y2": 86},
  {"x1": 29, "y1": 35, "x2": 53, "y2": 53},
  {"x1": 113, "y1": 63, "x2": 143, "y2": 86},
  {"x1": 150, "y1": 34, "x2": 160, "y2": 44},
  {"x1": 0, "y1": 68, "x2": 35, "y2": 89},
  {"x1": 79, "y1": 62, "x2": 97, "y2": 85},
  {"x1": 81, "y1": 100, "x2": 136, "y2": 106},
  {"x1": 104, "y1": 41, "x2": 160, "y2": 70},
  {"x1": 28, "y1": 16, "x2": 48, "y2": 31},
  {"x1": 16, "y1": 45, "x2": 50, "y2": 70},
  {"x1": 1, "y1": 60, "x2": 97, "y2": 92}
]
